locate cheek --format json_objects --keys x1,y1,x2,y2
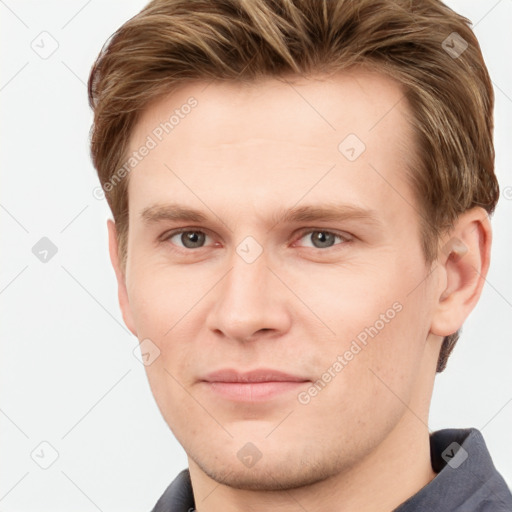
[
  {"x1": 298, "y1": 306, "x2": 424, "y2": 440},
  {"x1": 286, "y1": 258, "x2": 411, "y2": 332},
  {"x1": 299, "y1": 256, "x2": 430, "y2": 388},
  {"x1": 126, "y1": 262, "x2": 209, "y2": 338},
  {"x1": 126, "y1": 264, "x2": 213, "y2": 382}
]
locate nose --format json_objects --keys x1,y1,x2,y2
[{"x1": 205, "y1": 251, "x2": 292, "y2": 342}]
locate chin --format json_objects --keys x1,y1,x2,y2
[{"x1": 192, "y1": 452, "x2": 340, "y2": 492}]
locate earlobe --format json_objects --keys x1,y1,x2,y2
[
  {"x1": 107, "y1": 219, "x2": 138, "y2": 337},
  {"x1": 430, "y1": 208, "x2": 491, "y2": 337}
]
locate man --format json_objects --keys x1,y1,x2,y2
[{"x1": 88, "y1": 0, "x2": 512, "y2": 510}]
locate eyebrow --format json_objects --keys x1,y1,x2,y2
[
  {"x1": 141, "y1": 204, "x2": 209, "y2": 224},
  {"x1": 140, "y1": 202, "x2": 382, "y2": 228},
  {"x1": 276, "y1": 204, "x2": 381, "y2": 226}
]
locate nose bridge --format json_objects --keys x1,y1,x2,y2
[
  {"x1": 223, "y1": 251, "x2": 271, "y2": 316},
  {"x1": 206, "y1": 246, "x2": 289, "y2": 341}
]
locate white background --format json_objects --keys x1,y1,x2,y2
[{"x1": 1, "y1": 1, "x2": 511, "y2": 510}]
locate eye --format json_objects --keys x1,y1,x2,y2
[
  {"x1": 164, "y1": 229, "x2": 211, "y2": 249},
  {"x1": 161, "y1": 228, "x2": 350, "y2": 251},
  {"x1": 295, "y1": 230, "x2": 350, "y2": 249}
]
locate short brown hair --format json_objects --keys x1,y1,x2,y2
[{"x1": 88, "y1": 0, "x2": 498, "y2": 373}]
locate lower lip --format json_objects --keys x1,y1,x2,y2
[{"x1": 204, "y1": 381, "x2": 308, "y2": 402}]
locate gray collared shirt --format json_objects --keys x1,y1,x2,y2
[{"x1": 151, "y1": 428, "x2": 512, "y2": 511}]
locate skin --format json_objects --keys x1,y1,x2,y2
[{"x1": 108, "y1": 70, "x2": 491, "y2": 512}]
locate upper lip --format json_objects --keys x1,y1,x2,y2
[{"x1": 201, "y1": 368, "x2": 310, "y2": 383}]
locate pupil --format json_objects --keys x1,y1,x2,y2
[
  {"x1": 313, "y1": 231, "x2": 334, "y2": 248},
  {"x1": 182, "y1": 231, "x2": 204, "y2": 248}
]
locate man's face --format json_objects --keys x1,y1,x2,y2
[{"x1": 116, "y1": 70, "x2": 441, "y2": 489}]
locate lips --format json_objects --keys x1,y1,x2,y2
[
  {"x1": 202, "y1": 368, "x2": 310, "y2": 383},
  {"x1": 200, "y1": 368, "x2": 310, "y2": 402}
]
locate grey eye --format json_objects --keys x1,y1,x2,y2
[
  {"x1": 308, "y1": 231, "x2": 337, "y2": 248},
  {"x1": 178, "y1": 231, "x2": 206, "y2": 249}
]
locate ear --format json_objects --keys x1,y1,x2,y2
[
  {"x1": 107, "y1": 219, "x2": 138, "y2": 337},
  {"x1": 430, "y1": 207, "x2": 492, "y2": 337}
]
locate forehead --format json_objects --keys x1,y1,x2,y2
[
  {"x1": 131, "y1": 68, "x2": 410, "y2": 149},
  {"x1": 126, "y1": 69, "x2": 416, "y2": 222}
]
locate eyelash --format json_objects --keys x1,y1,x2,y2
[
  {"x1": 160, "y1": 227, "x2": 352, "y2": 251},
  {"x1": 294, "y1": 228, "x2": 352, "y2": 249}
]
